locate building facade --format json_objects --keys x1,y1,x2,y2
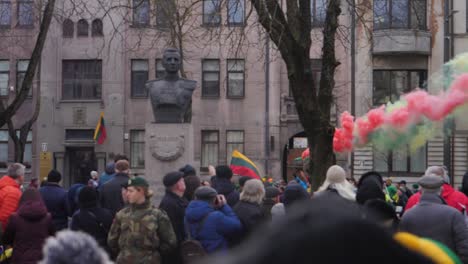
[{"x1": 1, "y1": 0, "x2": 466, "y2": 188}]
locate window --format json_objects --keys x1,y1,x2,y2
[
  {"x1": 16, "y1": 130, "x2": 32, "y2": 165},
  {"x1": 133, "y1": 0, "x2": 149, "y2": 26},
  {"x1": 155, "y1": 59, "x2": 165, "y2": 78},
  {"x1": 77, "y1": 19, "x2": 89, "y2": 37},
  {"x1": 0, "y1": 0, "x2": 11, "y2": 27},
  {"x1": 63, "y1": 19, "x2": 74, "y2": 38},
  {"x1": 374, "y1": 144, "x2": 426, "y2": 173},
  {"x1": 156, "y1": 0, "x2": 172, "y2": 29},
  {"x1": 131, "y1": 60, "x2": 148, "y2": 97},
  {"x1": 226, "y1": 130, "x2": 244, "y2": 163},
  {"x1": 203, "y1": 0, "x2": 221, "y2": 26},
  {"x1": 62, "y1": 60, "x2": 102, "y2": 100},
  {"x1": 227, "y1": 59, "x2": 245, "y2": 98},
  {"x1": 16, "y1": 60, "x2": 31, "y2": 97},
  {"x1": 0, "y1": 60, "x2": 9, "y2": 96},
  {"x1": 202, "y1": 59, "x2": 220, "y2": 97},
  {"x1": 65, "y1": 129, "x2": 95, "y2": 140},
  {"x1": 201, "y1": 130, "x2": 219, "y2": 169},
  {"x1": 227, "y1": 0, "x2": 244, "y2": 26},
  {"x1": 373, "y1": 0, "x2": 426, "y2": 30},
  {"x1": 130, "y1": 130, "x2": 145, "y2": 168},
  {"x1": 311, "y1": 0, "x2": 326, "y2": 27},
  {"x1": 18, "y1": 0, "x2": 33, "y2": 26},
  {"x1": 91, "y1": 19, "x2": 103, "y2": 37},
  {"x1": 0, "y1": 130, "x2": 7, "y2": 162},
  {"x1": 373, "y1": 70, "x2": 427, "y2": 105}
]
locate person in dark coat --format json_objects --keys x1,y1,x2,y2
[
  {"x1": 71, "y1": 186, "x2": 113, "y2": 255},
  {"x1": 232, "y1": 179, "x2": 265, "y2": 246},
  {"x1": 99, "y1": 160, "x2": 131, "y2": 217},
  {"x1": 356, "y1": 171, "x2": 385, "y2": 204},
  {"x1": 238, "y1": 176, "x2": 252, "y2": 192},
  {"x1": 159, "y1": 171, "x2": 189, "y2": 264},
  {"x1": 179, "y1": 164, "x2": 200, "y2": 201},
  {"x1": 262, "y1": 186, "x2": 280, "y2": 221},
  {"x1": 211, "y1": 165, "x2": 240, "y2": 207},
  {"x1": 39, "y1": 169, "x2": 70, "y2": 230},
  {"x1": 3, "y1": 188, "x2": 55, "y2": 264},
  {"x1": 400, "y1": 174, "x2": 468, "y2": 263},
  {"x1": 67, "y1": 183, "x2": 85, "y2": 214},
  {"x1": 185, "y1": 186, "x2": 242, "y2": 253}
]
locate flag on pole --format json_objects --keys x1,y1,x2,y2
[
  {"x1": 93, "y1": 112, "x2": 107, "y2": 144},
  {"x1": 229, "y1": 150, "x2": 261, "y2": 179}
]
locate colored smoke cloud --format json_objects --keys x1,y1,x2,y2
[{"x1": 333, "y1": 53, "x2": 468, "y2": 153}]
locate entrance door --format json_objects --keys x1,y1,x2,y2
[{"x1": 67, "y1": 147, "x2": 97, "y2": 185}]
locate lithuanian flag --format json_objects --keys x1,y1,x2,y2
[
  {"x1": 93, "y1": 112, "x2": 107, "y2": 144},
  {"x1": 230, "y1": 150, "x2": 261, "y2": 179}
]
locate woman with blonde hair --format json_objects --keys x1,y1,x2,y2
[
  {"x1": 232, "y1": 179, "x2": 266, "y2": 246},
  {"x1": 315, "y1": 165, "x2": 356, "y2": 202}
]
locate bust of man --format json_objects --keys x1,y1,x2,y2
[{"x1": 146, "y1": 48, "x2": 196, "y2": 123}]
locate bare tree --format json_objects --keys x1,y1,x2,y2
[{"x1": 0, "y1": 0, "x2": 56, "y2": 163}]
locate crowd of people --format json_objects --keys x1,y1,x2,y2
[{"x1": 1, "y1": 155, "x2": 468, "y2": 263}]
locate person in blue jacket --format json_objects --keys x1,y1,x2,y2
[{"x1": 185, "y1": 186, "x2": 241, "y2": 253}]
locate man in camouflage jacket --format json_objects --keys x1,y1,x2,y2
[{"x1": 108, "y1": 177, "x2": 177, "y2": 264}]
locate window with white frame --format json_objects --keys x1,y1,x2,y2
[
  {"x1": 18, "y1": 0, "x2": 33, "y2": 26},
  {"x1": 0, "y1": 130, "x2": 8, "y2": 163},
  {"x1": 227, "y1": 0, "x2": 244, "y2": 26},
  {"x1": 16, "y1": 60, "x2": 31, "y2": 97},
  {"x1": 227, "y1": 59, "x2": 245, "y2": 98},
  {"x1": 203, "y1": 0, "x2": 221, "y2": 26},
  {"x1": 130, "y1": 130, "x2": 145, "y2": 168},
  {"x1": 131, "y1": 60, "x2": 149, "y2": 97},
  {"x1": 202, "y1": 59, "x2": 220, "y2": 97},
  {"x1": 0, "y1": 0, "x2": 11, "y2": 27},
  {"x1": 0, "y1": 60, "x2": 9, "y2": 96},
  {"x1": 226, "y1": 130, "x2": 244, "y2": 164},
  {"x1": 201, "y1": 130, "x2": 219, "y2": 169}
]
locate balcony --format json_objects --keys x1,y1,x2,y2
[{"x1": 372, "y1": 29, "x2": 431, "y2": 55}]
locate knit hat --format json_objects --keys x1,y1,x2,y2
[
  {"x1": 78, "y1": 186, "x2": 98, "y2": 208},
  {"x1": 39, "y1": 230, "x2": 112, "y2": 264},
  {"x1": 163, "y1": 171, "x2": 184, "y2": 187},
  {"x1": 325, "y1": 165, "x2": 346, "y2": 184},
  {"x1": 265, "y1": 186, "x2": 280, "y2": 199},
  {"x1": 395, "y1": 232, "x2": 462, "y2": 264},
  {"x1": 105, "y1": 162, "x2": 115, "y2": 174},
  {"x1": 283, "y1": 184, "x2": 309, "y2": 209},
  {"x1": 195, "y1": 186, "x2": 218, "y2": 200},
  {"x1": 127, "y1": 176, "x2": 149, "y2": 188},
  {"x1": 179, "y1": 164, "x2": 196, "y2": 177},
  {"x1": 47, "y1": 169, "x2": 62, "y2": 183}
]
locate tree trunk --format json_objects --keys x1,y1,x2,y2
[{"x1": 0, "y1": 0, "x2": 55, "y2": 128}]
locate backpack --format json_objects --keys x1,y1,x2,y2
[{"x1": 180, "y1": 212, "x2": 212, "y2": 264}]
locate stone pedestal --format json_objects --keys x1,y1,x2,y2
[{"x1": 145, "y1": 123, "x2": 194, "y2": 205}]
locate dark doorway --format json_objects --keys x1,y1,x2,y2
[
  {"x1": 282, "y1": 131, "x2": 307, "y2": 182},
  {"x1": 67, "y1": 147, "x2": 97, "y2": 185}
]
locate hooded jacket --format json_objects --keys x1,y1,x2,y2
[
  {"x1": 185, "y1": 200, "x2": 241, "y2": 253},
  {"x1": 356, "y1": 172, "x2": 385, "y2": 204},
  {"x1": 405, "y1": 183, "x2": 468, "y2": 212},
  {"x1": 3, "y1": 199, "x2": 55, "y2": 264},
  {"x1": 211, "y1": 177, "x2": 240, "y2": 207},
  {"x1": 0, "y1": 175, "x2": 21, "y2": 230},
  {"x1": 39, "y1": 182, "x2": 70, "y2": 230}
]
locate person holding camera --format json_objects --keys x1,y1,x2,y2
[{"x1": 184, "y1": 186, "x2": 242, "y2": 254}]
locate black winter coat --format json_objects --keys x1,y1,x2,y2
[
  {"x1": 99, "y1": 173, "x2": 129, "y2": 216},
  {"x1": 39, "y1": 183, "x2": 70, "y2": 230},
  {"x1": 71, "y1": 206, "x2": 113, "y2": 253},
  {"x1": 232, "y1": 201, "x2": 264, "y2": 246},
  {"x1": 159, "y1": 191, "x2": 188, "y2": 264}
]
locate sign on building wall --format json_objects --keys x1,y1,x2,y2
[
  {"x1": 39, "y1": 152, "x2": 52, "y2": 182},
  {"x1": 293, "y1": 137, "x2": 308, "y2": 149}
]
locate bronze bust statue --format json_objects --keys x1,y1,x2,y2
[{"x1": 146, "y1": 48, "x2": 196, "y2": 123}]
